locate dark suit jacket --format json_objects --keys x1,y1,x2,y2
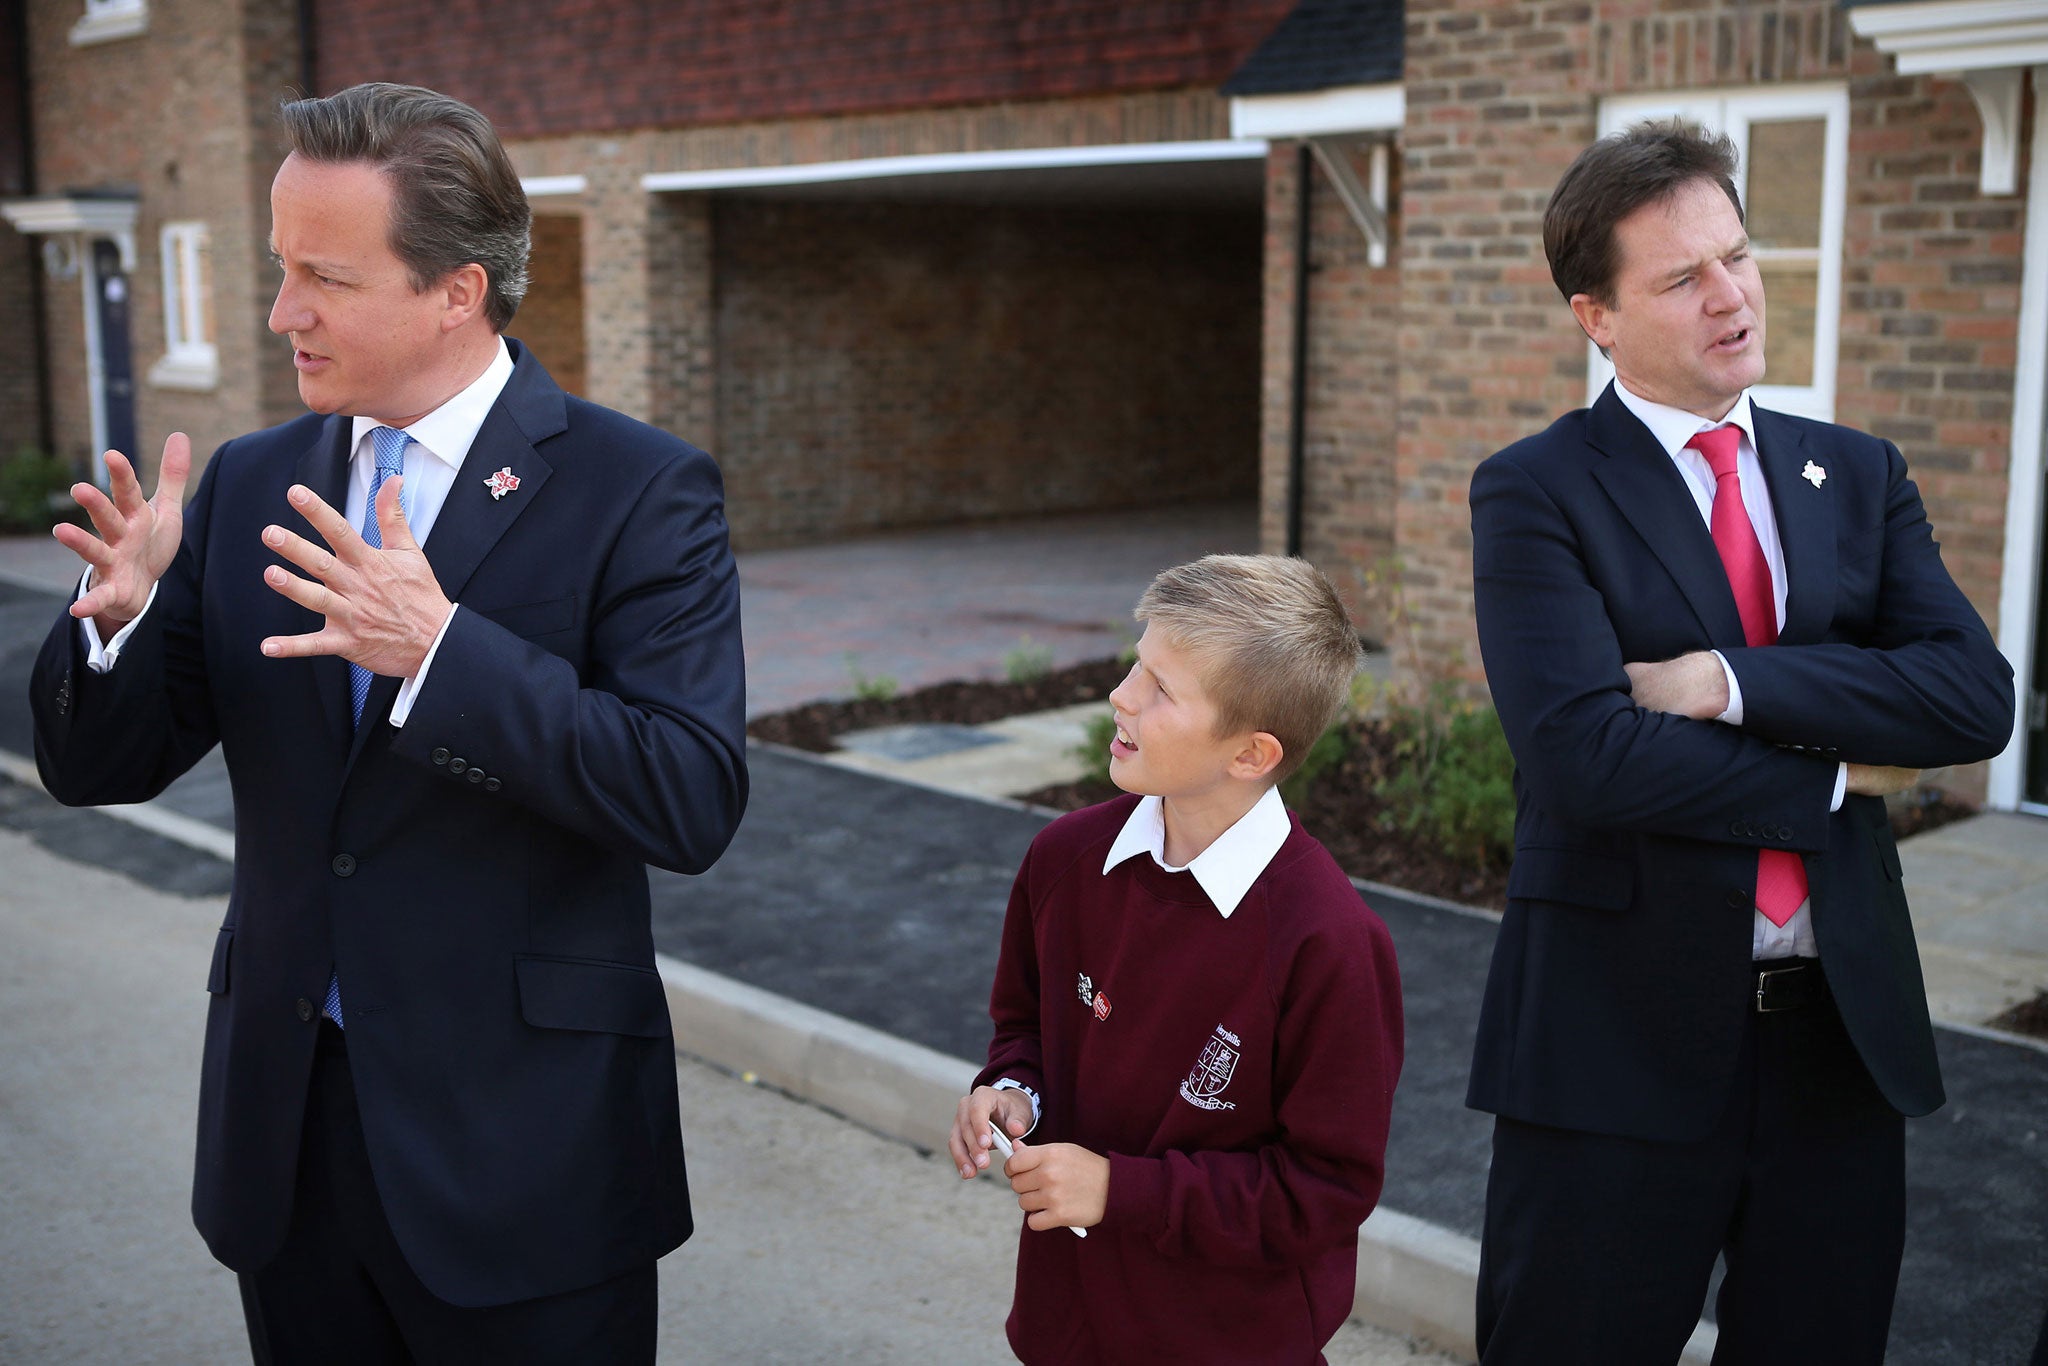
[
  {"x1": 31, "y1": 341, "x2": 748, "y2": 1307},
  {"x1": 1466, "y1": 384, "x2": 2013, "y2": 1143}
]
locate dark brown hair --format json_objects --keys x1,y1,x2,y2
[
  {"x1": 280, "y1": 83, "x2": 530, "y2": 330},
  {"x1": 1544, "y1": 120, "x2": 1743, "y2": 307}
]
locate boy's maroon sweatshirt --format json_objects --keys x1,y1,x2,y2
[{"x1": 974, "y1": 794, "x2": 1405, "y2": 1365}]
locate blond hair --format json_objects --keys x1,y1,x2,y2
[{"x1": 1135, "y1": 555, "x2": 1362, "y2": 781}]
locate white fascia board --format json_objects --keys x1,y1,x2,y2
[
  {"x1": 1850, "y1": 0, "x2": 2048, "y2": 73},
  {"x1": 520, "y1": 175, "x2": 587, "y2": 197},
  {"x1": 1, "y1": 195, "x2": 138, "y2": 237},
  {"x1": 1228, "y1": 83, "x2": 1404, "y2": 140},
  {"x1": 641, "y1": 140, "x2": 1266, "y2": 194}
]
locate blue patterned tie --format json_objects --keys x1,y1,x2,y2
[{"x1": 328, "y1": 425, "x2": 409, "y2": 1028}]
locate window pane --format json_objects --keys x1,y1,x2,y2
[
  {"x1": 1745, "y1": 119, "x2": 1825, "y2": 251},
  {"x1": 1758, "y1": 258, "x2": 1816, "y2": 387}
]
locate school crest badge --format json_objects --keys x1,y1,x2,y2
[{"x1": 1179, "y1": 1023, "x2": 1241, "y2": 1111}]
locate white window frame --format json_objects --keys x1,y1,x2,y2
[
  {"x1": 1591, "y1": 83, "x2": 1850, "y2": 422},
  {"x1": 70, "y1": 0, "x2": 148, "y2": 46},
  {"x1": 148, "y1": 221, "x2": 218, "y2": 391}
]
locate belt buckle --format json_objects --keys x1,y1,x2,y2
[{"x1": 1755, "y1": 964, "x2": 1803, "y2": 1013}]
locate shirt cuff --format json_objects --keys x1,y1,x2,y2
[
  {"x1": 1711, "y1": 650, "x2": 1744, "y2": 726},
  {"x1": 388, "y1": 604, "x2": 459, "y2": 728},
  {"x1": 1830, "y1": 762, "x2": 1848, "y2": 813},
  {"x1": 78, "y1": 569, "x2": 156, "y2": 673},
  {"x1": 991, "y1": 1077, "x2": 1041, "y2": 1136}
]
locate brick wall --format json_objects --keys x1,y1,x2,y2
[
  {"x1": 515, "y1": 211, "x2": 586, "y2": 397},
  {"x1": 711, "y1": 196, "x2": 1261, "y2": 548},
  {"x1": 315, "y1": 0, "x2": 1293, "y2": 140},
  {"x1": 1395, "y1": 0, "x2": 2021, "y2": 799},
  {"x1": 22, "y1": 0, "x2": 303, "y2": 486},
  {"x1": 1258, "y1": 139, "x2": 1402, "y2": 646}
]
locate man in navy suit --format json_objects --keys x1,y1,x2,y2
[
  {"x1": 31, "y1": 83, "x2": 746, "y2": 1362},
  {"x1": 1467, "y1": 122, "x2": 2013, "y2": 1362}
]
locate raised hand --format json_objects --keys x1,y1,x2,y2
[
  {"x1": 258, "y1": 477, "x2": 451, "y2": 678},
  {"x1": 57, "y1": 433, "x2": 193, "y2": 635}
]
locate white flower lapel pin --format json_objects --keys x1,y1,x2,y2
[
  {"x1": 1801, "y1": 460, "x2": 1827, "y2": 489},
  {"x1": 484, "y1": 466, "x2": 522, "y2": 501}
]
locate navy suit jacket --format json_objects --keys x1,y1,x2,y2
[
  {"x1": 1466, "y1": 384, "x2": 2013, "y2": 1143},
  {"x1": 31, "y1": 341, "x2": 748, "y2": 1306}
]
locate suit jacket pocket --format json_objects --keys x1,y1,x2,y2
[
  {"x1": 207, "y1": 926, "x2": 233, "y2": 994},
  {"x1": 515, "y1": 955, "x2": 671, "y2": 1037},
  {"x1": 473, "y1": 594, "x2": 578, "y2": 640},
  {"x1": 1507, "y1": 846, "x2": 1633, "y2": 910}
]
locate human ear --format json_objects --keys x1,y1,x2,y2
[
  {"x1": 1568, "y1": 292, "x2": 1614, "y2": 352},
  {"x1": 440, "y1": 263, "x2": 491, "y2": 331},
  {"x1": 1232, "y1": 732, "x2": 1285, "y2": 783}
]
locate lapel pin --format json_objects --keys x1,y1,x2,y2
[
  {"x1": 1802, "y1": 460, "x2": 1827, "y2": 489},
  {"x1": 484, "y1": 467, "x2": 521, "y2": 501}
]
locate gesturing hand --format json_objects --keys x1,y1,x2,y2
[
  {"x1": 57, "y1": 433, "x2": 193, "y2": 636},
  {"x1": 258, "y1": 478, "x2": 451, "y2": 678}
]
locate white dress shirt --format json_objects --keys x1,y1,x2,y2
[
  {"x1": 82, "y1": 339, "x2": 516, "y2": 729},
  {"x1": 1613, "y1": 379, "x2": 1842, "y2": 960}
]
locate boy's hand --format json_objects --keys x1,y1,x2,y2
[
  {"x1": 948, "y1": 1085, "x2": 1032, "y2": 1180},
  {"x1": 1004, "y1": 1139, "x2": 1108, "y2": 1231}
]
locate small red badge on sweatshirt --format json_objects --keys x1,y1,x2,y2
[{"x1": 1093, "y1": 992, "x2": 1112, "y2": 1021}]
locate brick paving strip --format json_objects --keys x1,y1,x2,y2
[{"x1": 3, "y1": 573, "x2": 2045, "y2": 1360}]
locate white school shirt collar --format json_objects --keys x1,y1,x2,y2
[
  {"x1": 349, "y1": 337, "x2": 514, "y2": 474},
  {"x1": 1611, "y1": 379, "x2": 1758, "y2": 463},
  {"x1": 1102, "y1": 785, "x2": 1292, "y2": 919}
]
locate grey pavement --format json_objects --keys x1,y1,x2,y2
[{"x1": 0, "y1": 815, "x2": 1457, "y2": 1364}]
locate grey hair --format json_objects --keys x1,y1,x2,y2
[{"x1": 280, "y1": 82, "x2": 530, "y2": 330}]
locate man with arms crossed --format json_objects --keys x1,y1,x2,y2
[
  {"x1": 1467, "y1": 121, "x2": 2013, "y2": 1362},
  {"x1": 31, "y1": 83, "x2": 747, "y2": 1363}
]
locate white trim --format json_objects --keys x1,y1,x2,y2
[
  {"x1": 1590, "y1": 84, "x2": 1849, "y2": 423},
  {"x1": 0, "y1": 196, "x2": 137, "y2": 269},
  {"x1": 1849, "y1": 0, "x2": 2048, "y2": 73},
  {"x1": 69, "y1": 0, "x2": 146, "y2": 46},
  {"x1": 149, "y1": 221, "x2": 216, "y2": 392},
  {"x1": 520, "y1": 175, "x2": 587, "y2": 197},
  {"x1": 80, "y1": 249, "x2": 108, "y2": 486},
  {"x1": 641, "y1": 140, "x2": 1265, "y2": 194},
  {"x1": 1987, "y1": 64, "x2": 2048, "y2": 811},
  {"x1": 1228, "y1": 83, "x2": 1405, "y2": 139},
  {"x1": 1961, "y1": 68, "x2": 2023, "y2": 196}
]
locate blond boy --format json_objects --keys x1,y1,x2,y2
[{"x1": 948, "y1": 554, "x2": 1404, "y2": 1365}]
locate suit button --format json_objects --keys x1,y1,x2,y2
[
  {"x1": 1729, "y1": 821, "x2": 1744, "y2": 836},
  {"x1": 1727, "y1": 889, "x2": 1752, "y2": 910},
  {"x1": 331, "y1": 853, "x2": 357, "y2": 877},
  {"x1": 484, "y1": 777, "x2": 501, "y2": 793},
  {"x1": 466, "y1": 768, "x2": 485, "y2": 784},
  {"x1": 431, "y1": 748, "x2": 450, "y2": 765},
  {"x1": 1775, "y1": 826, "x2": 1793, "y2": 841},
  {"x1": 449, "y1": 758, "x2": 468, "y2": 775},
  {"x1": 296, "y1": 998, "x2": 314, "y2": 1021}
]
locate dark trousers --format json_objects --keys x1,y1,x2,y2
[
  {"x1": 239, "y1": 1023, "x2": 656, "y2": 1366},
  {"x1": 1476, "y1": 976, "x2": 1905, "y2": 1366}
]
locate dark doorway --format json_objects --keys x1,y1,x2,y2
[{"x1": 92, "y1": 237, "x2": 136, "y2": 471}]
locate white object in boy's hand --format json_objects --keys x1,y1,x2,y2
[{"x1": 988, "y1": 1124, "x2": 1088, "y2": 1238}]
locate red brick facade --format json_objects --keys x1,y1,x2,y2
[{"x1": 314, "y1": 0, "x2": 1294, "y2": 140}]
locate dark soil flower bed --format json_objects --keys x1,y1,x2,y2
[{"x1": 748, "y1": 655, "x2": 1983, "y2": 916}]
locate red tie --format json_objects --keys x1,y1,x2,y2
[{"x1": 1687, "y1": 425, "x2": 1808, "y2": 928}]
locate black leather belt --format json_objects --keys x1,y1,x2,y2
[{"x1": 1754, "y1": 959, "x2": 1827, "y2": 1013}]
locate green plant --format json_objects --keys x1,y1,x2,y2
[
  {"x1": 843, "y1": 652, "x2": 898, "y2": 703},
  {"x1": 1072, "y1": 711, "x2": 1118, "y2": 787},
  {"x1": 1278, "y1": 718, "x2": 1352, "y2": 807},
  {"x1": 1004, "y1": 635, "x2": 1055, "y2": 684},
  {"x1": 1374, "y1": 683, "x2": 1515, "y2": 872},
  {"x1": 0, "y1": 447, "x2": 78, "y2": 534}
]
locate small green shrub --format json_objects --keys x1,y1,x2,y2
[
  {"x1": 843, "y1": 652, "x2": 898, "y2": 702},
  {"x1": 1004, "y1": 635, "x2": 1055, "y2": 684},
  {"x1": 1279, "y1": 719, "x2": 1352, "y2": 808},
  {"x1": 1375, "y1": 685, "x2": 1515, "y2": 872},
  {"x1": 1072, "y1": 711, "x2": 1118, "y2": 787},
  {"x1": 0, "y1": 448, "x2": 77, "y2": 533}
]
